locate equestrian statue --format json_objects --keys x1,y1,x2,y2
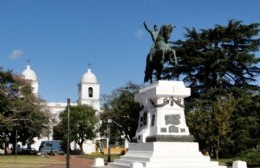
[{"x1": 144, "y1": 21, "x2": 178, "y2": 83}]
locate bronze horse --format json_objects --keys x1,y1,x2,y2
[{"x1": 144, "y1": 24, "x2": 178, "y2": 83}]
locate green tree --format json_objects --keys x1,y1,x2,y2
[
  {"x1": 212, "y1": 95, "x2": 235, "y2": 159},
  {"x1": 228, "y1": 89, "x2": 260, "y2": 155},
  {"x1": 0, "y1": 68, "x2": 50, "y2": 154},
  {"x1": 166, "y1": 20, "x2": 259, "y2": 158},
  {"x1": 187, "y1": 92, "x2": 235, "y2": 159},
  {"x1": 100, "y1": 82, "x2": 141, "y2": 142},
  {"x1": 171, "y1": 20, "x2": 259, "y2": 93},
  {"x1": 58, "y1": 105, "x2": 98, "y2": 154}
]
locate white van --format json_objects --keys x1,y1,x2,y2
[{"x1": 38, "y1": 140, "x2": 64, "y2": 154}]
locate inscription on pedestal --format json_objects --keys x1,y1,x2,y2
[
  {"x1": 169, "y1": 125, "x2": 179, "y2": 133},
  {"x1": 180, "y1": 128, "x2": 186, "y2": 132},
  {"x1": 161, "y1": 128, "x2": 167, "y2": 132},
  {"x1": 165, "y1": 114, "x2": 180, "y2": 125}
]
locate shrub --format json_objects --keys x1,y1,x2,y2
[{"x1": 236, "y1": 149, "x2": 260, "y2": 167}]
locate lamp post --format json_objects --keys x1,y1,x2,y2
[
  {"x1": 15, "y1": 129, "x2": 17, "y2": 162},
  {"x1": 107, "y1": 118, "x2": 112, "y2": 163},
  {"x1": 11, "y1": 119, "x2": 28, "y2": 163},
  {"x1": 66, "y1": 98, "x2": 70, "y2": 168}
]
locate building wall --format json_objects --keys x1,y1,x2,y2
[{"x1": 21, "y1": 66, "x2": 101, "y2": 154}]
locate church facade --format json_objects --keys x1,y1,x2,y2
[{"x1": 21, "y1": 64, "x2": 101, "y2": 154}]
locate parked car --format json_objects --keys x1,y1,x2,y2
[
  {"x1": 17, "y1": 148, "x2": 38, "y2": 155},
  {"x1": 39, "y1": 140, "x2": 64, "y2": 155}
]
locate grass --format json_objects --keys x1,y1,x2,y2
[
  {"x1": 0, "y1": 155, "x2": 64, "y2": 168},
  {"x1": 214, "y1": 158, "x2": 260, "y2": 168},
  {"x1": 0, "y1": 154, "x2": 119, "y2": 168},
  {"x1": 80, "y1": 153, "x2": 121, "y2": 162}
]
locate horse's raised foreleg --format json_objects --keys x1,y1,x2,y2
[
  {"x1": 173, "y1": 49, "x2": 178, "y2": 65},
  {"x1": 169, "y1": 49, "x2": 178, "y2": 65},
  {"x1": 161, "y1": 50, "x2": 165, "y2": 65}
]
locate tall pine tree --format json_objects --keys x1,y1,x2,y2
[{"x1": 167, "y1": 20, "x2": 259, "y2": 158}]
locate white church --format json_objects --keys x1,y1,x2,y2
[{"x1": 21, "y1": 63, "x2": 101, "y2": 154}]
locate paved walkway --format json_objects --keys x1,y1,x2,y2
[{"x1": 47, "y1": 155, "x2": 95, "y2": 168}]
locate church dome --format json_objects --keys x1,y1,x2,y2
[
  {"x1": 81, "y1": 68, "x2": 98, "y2": 83},
  {"x1": 22, "y1": 65, "x2": 37, "y2": 81}
]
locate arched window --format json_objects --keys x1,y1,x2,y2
[{"x1": 88, "y1": 87, "x2": 93, "y2": 97}]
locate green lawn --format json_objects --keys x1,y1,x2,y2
[
  {"x1": 80, "y1": 153, "x2": 121, "y2": 162},
  {"x1": 1, "y1": 154, "x2": 259, "y2": 168},
  {"x1": 0, "y1": 155, "x2": 64, "y2": 168}
]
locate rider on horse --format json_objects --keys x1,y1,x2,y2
[{"x1": 144, "y1": 22, "x2": 178, "y2": 83}]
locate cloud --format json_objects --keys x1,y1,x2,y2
[
  {"x1": 135, "y1": 29, "x2": 144, "y2": 39},
  {"x1": 10, "y1": 49, "x2": 24, "y2": 60}
]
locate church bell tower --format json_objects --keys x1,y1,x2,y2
[
  {"x1": 21, "y1": 62, "x2": 39, "y2": 97},
  {"x1": 78, "y1": 68, "x2": 100, "y2": 111}
]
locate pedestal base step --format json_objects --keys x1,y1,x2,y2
[{"x1": 106, "y1": 142, "x2": 226, "y2": 168}]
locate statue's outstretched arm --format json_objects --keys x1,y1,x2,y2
[{"x1": 144, "y1": 21, "x2": 152, "y2": 34}]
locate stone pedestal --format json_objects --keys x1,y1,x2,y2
[
  {"x1": 105, "y1": 81, "x2": 226, "y2": 168},
  {"x1": 134, "y1": 81, "x2": 192, "y2": 143},
  {"x1": 108, "y1": 142, "x2": 226, "y2": 168}
]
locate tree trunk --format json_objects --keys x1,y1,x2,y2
[
  {"x1": 79, "y1": 143, "x2": 84, "y2": 155},
  {"x1": 215, "y1": 136, "x2": 220, "y2": 160},
  {"x1": 4, "y1": 141, "x2": 9, "y2": 154},
  {"x1": 215, "y1": 147, "x2": 219, "y2": 160}
]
